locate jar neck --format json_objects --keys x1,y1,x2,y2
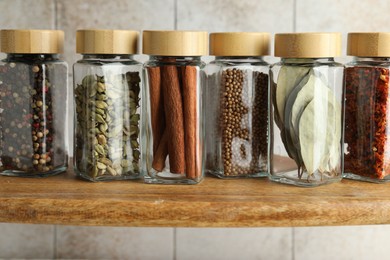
[
  {"x1": 6, "y1": 53, "x2": 60, "y2": 62},
  {"x1": 215, "y1": 56, "x2": 265, "y2": 62},
  {"x1": 352, "y1": 57, "x2": 390, "y2": 63},
  {"x1": 281, "y1": 57, "x2": 335, "y2": 64},
  {"x1": 81, "y1": 54, "x2": 134, "y2": 60},
  {"x1": 149, "y1": 56, "x2": 202, "y2": 63}
]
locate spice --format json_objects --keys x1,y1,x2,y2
[
  {"x1": 143, "y1": 30, "x2": 206, "y2": 184},
  {"x1": 344, "y1": 67, "x2": 390, "y2": 179},
  {"x1": 148, "y1": 63, "x2": 200, "y2": 179},
  {"x1": 276, "y1": 69, "x2": 341, "y2": 180},
  {"x1": 218, "y1": 68, "x2": 268, "y2": 176},
  {"x1": 251, "y1": 71, "x2": 269, "y2": 172},
  {"x1": 270, "y1": 32, "x2": 343, "y2": 186},
  {"x1": 0, "y1": 59, "x2": 67, "y2": 174},
  {"x1": 74, "y1": 72, "x2": 141, "y2": 179}
]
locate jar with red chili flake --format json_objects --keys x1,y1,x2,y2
[
  {"x1": 0, "y1": 30, "x2": 68, "y2": 177},
  {"x1": 344, "y1": 32, "x2": 390, "y2": 182}
]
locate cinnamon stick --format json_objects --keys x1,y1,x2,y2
[
  {"x1": 161, "y1": 65, "x2": 186, "y2": 173},
  {"x1": 147, "y1": 67, "x2": 165, "y2": 155},
  {"x1": 152, "y1": 129, "x2": 169, "y2": 171},
  {"x1": 182, "y1": 66, "x2": 198, "y2": 179}
]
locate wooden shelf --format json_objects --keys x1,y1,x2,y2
[{"x1": 1, "y1": 169, "x2": 389, "y2": 227}]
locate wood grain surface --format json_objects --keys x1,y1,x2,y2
[{"x1": 0, "y1": 169, "x2": 390, "y2": 227}]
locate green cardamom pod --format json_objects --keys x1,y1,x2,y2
[
  {"x1": 131, "y1": 140, "x2": 139, "y2": 149},
  {"x1": 82, "y1": 75, "x2": 96, "y2": 87},
  {"x1": 97, "y1": 82, "x2": 106, "y2": 93},
  {"x1": 97, "y1": 134, "x2": 107, "y2": 145},
  {"x1": 95, "y1": 144, "x2": 105, "y2": 155},
  {"x1": 95, "y1": 101, "x2": 108, "y2": 109},
  {"x1": 99, "y1": 157, "x2": 113, "y2": 166},
  {"x1": 97, "y1": 162, "x2": 107, "y2": 170},
  {"x1": 106, "y1": 165, "x2": 117, "y2": 176}
]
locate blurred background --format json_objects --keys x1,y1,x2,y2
[{"x1": 1, "y1": 0, "x2": 390, "y2": 259}]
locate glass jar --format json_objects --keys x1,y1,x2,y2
[
  {"x1": 0, "y1": 30, "x2": 68, "y2": 177},
  {"x1": 344, "y1": 33, "x2": 390, "y2": 183},
  {"x1": 205, "y1": 32, "x2": 270, "y2": 178},
  {"x1": 142, "y1": 30, "x2": 207, "y2": 184},
  {"x1": 269, "y1": 33, "x2": 344, "y2": 186},
  {"x1": 73, "y1": 30, "x2": 142, "y2": 181}
]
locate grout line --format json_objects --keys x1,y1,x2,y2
[
  {"x1": 174, "y1": 0, "x2": 178, "y2": 30},
  {"x1": 292, "y1": 227, "x2": 295, "y2": 260},
  {"x1": 293, "y1": 0, "x2": 297, "y2": 32},
  {"x1": 173, "y1": 228, "x2": 177, "y2": 260},
  {"x1": 53, "y1": 0, "x2": 59, "y2": 30},
  {"x1": 53, "y1": 225, "x2": 58, "y2": 259}
]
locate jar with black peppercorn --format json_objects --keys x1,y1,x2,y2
[
  {"x1": 344, "y1": 33, "x2": 390, "y2": 183},
  {"x1": 0, "y1": 30, "x2": 68, "y2": 177},
  {"x1": 270, "y1": 33, "x2": 344, "y2": 187},
  {"x1": 205, "y1": 32, "x2": 270, "y2": 178},
  {"x1": 73, "y1": 30, "x2": 142, "y2": 181}
]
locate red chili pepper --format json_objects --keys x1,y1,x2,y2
[{"x1": 344, "y1": 67, "x2": 390, "y2": 179}]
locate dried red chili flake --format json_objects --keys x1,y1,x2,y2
[{"x1": 344, "y1": 66, "x2": 390, "y2": 179}]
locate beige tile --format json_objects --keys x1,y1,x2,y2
[
  {"x1": 294, "y1": 225, "x2": 390, "y2": 260},
  {"x1": 296, "y1": 0, "x2": 390, "y2": 32},
  {"x1": 56, "y1": 0, "x2": 175, "y2": 67},
  {"x1": 0, "y1": 223, "x2": 54, "y2": 259},
  {"x1": 176, "y1": 228, "x2": 292, "y2": 260},
  {"x1": 177, "y1": 0, "x2": 293, "y2": 33},
  {"x1": 296, "y1": 0, "x2": 390, "y2": 63},
  {"x1": 0, "y1": 0, "x2": 55, "y2": 29},
  {"x1": 177, "y1": 0, "x2": 290, "y2": 62},
  {"x1": 56, "y1": 226, "x2": 174, "y2": 259}
]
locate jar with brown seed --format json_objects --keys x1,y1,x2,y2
[
  {"x1": 205, "y1": 32, "x2": 270, "y2": 178},
  {"x1": 73, "y1": 30, "x2": 142, "y2": 181},
  {"x1": 0, "y1": 30, "x2": 68, "y2": 177}
]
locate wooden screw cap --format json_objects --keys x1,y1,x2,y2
[
  {"x1": 347, "y1": 32, "x2": 390, "y2": 57},
  {"x1": 0, "y1": 29, "x2": 64, "y2": 54},
  {"x1": 210, "y1": 32, "x2": 270, "y2": 56},
  {"x1": 142, "y1": 30, "x2": 208, "y2": 56},
  {"x1": 275, "y1": 33, "x2": 342, "y2": 58},
  {"x1": 76, "y1": 29, "x2": 139, "y2": 54}
]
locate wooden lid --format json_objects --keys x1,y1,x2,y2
[
  {"x1": 76, "y1": 29, "x2": 139, "y2": 54},
  {"x1": 347, "y1": 32, "x2": 390, "y2": 57},
  {"x1": 142, "y1": 30, "x2": 208, "y2": 56},
  {"x1": 210, "y1": 32, "x2": 270, "y2": 56},
  {"x1": 275, "y1": 33, "x2": 341, "y2": 58},
  {"x1": 0, "y1": 29, "x2": 64, "y2": 54}
]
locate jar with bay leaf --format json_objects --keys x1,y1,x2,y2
[
  {"x1": 205, "y1": 32, "x2": 270, "y2": 178},
  {"x1": 269, "y1": 33, "x2": 344, "y2": 186},
  {"x1": 73, "y1": 30, "x2": 142, "y2": 181},
  {"x1": 0, "y1": 30, "x2": 68, "y2": 177},
  {"x1": 344, "y1": 33, "x2": 390, "y2": 183},
  {"x1": 142, "y1": 30, "x2": 207, "y2": 184}
]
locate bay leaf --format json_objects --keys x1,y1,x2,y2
[
  {"x1": 275, "y1": 66, "x2": 310, "y2": 125},
  {"x1": 298, "y1": 86, "x2": 341, "y2": 175}
]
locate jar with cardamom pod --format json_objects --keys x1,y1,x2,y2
[
  {"x1": 270, "y1": 33, "x2": 344, "y2": 187},
  {"x1": 0, "y1": 30, "x2": 68, "y2": 177},
  {"x1": 73, "y1": 30, "x2": 142, "y2": 181},
  {"x1": 205, "y1": 32, "x2": 270, "y2": 178},
  {"x1": 344, "y1": 32, "x2": 390, "y2": 183},
  {"x1": 142, "y1": 30, "x2": 207, "y2": 184}
]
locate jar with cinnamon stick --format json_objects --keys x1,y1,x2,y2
[
  {"x1": 73, "y1": 30, "x2": 142, "y2": 181},
  {"x1": 143, "y1": 30, "x2": 207, "y2": 184},
  {"x1": 0, "y1": 30, "x2": 68, "y2": 177},
  {"x1": 344, "y1": 33, "x2": 390, "y2": 183},
  {"x1": 205, "y1": 32, "x2": 270, "y2": 178}
]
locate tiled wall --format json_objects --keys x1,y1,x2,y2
[{"x1": 0, "y1": 0, "x2": 389, "y2": 259}]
